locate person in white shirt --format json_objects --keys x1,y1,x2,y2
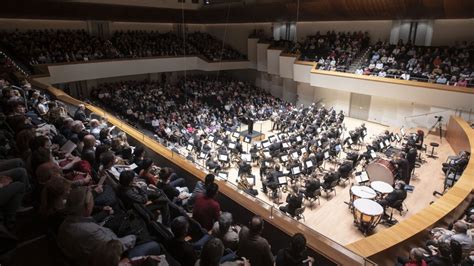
[
  {"x1": 355, "y1": 68, "x2": 364, "y2": 75},
  {"x1": 400, "y1": 72, "x2": 410, "y2": 80},
  {"x1": 436, "y1": 75, "x2": 447, "y2": 84},
  {"x1": 375, "y1": 61, "x2": 384, "y2": 70},
  {"x1": 378, "y1": 70, "x2": 387, "y2": 77}
]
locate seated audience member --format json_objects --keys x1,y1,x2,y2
[
  {"x1": 238, "y1": 215, "x2": 274, "y2": 266},
  {"x1": 90, "y1": 239, "x2": 165, "y2": 266},
  {"x1": 57, "y1": 187, "x2": 161, "y2": 264},
  {"x1": 396, "y1": 247, "x2": 428, "y2": 266},
  {"x1": 192, "y1": 183, "x2": 220, "y2": 231},
  {"x1": 425, "y1": 242, "x2": 453, "y2": 266},
  {"x1": 0, "y1": 174, "x2": 26, "y2": 230},
  {"x1": 39, "y1": 176, "x2": 72, "y2": 234},
  {"x1": 117, "y1": 170, "x2": 170, "y2": 226},
  {"x1": 156, "y1": 167, "x2": 190, "y2": 204},
  {"x1": 275, "y1": 233, "x2": 315, "y2": 266},
  {"x1": 137, "y1": 158, "x2": 159, "y2": 185},
  {"x1": 73, "y1": 104, "x2": 88, "y2": 122},
  {"x1": 167, "y1": 216, "x2": 199, "y2": 266},
  {"x1": 428, "y1": 220, "x2": 473, "y2": 253},
  {"x1": 211, "y1": 212, "x2": 240, "y2": 251},
  {"x1": 196, "y1": 237, "x2": 250, "y2": 266}
]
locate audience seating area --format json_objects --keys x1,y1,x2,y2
[
  {"x1": 90, "y1": 77, "x2": 286, "y2": 146},
  {"x1": 0, "y1": 30, "x2": 245, "y2": 65},
  {"x1": 0, "y1": 58, "x2": 319, "y2": 265},
  {"x1": 355, "y1": 40, "x2": 474, "y2": 87}
]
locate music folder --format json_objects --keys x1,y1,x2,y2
[
  {"x1": 281, "y1": 155, "x2": 289, "y2": 162},
  {"x1": 282, "y1": 142, "x2": 290, "y2": 148},
  {"x1": 241, "y1": 154, "x2": 251, "y2": 162},
  {"x1": 335, "y1": 144, "x2": 342, "y2": 152},
  {"x1": 292, "y1": 167, "x2": 301, "y2": 175},
  {"x1": 296, "y1": 136, "x2": 302, "y2": 142},
  {"x1": 318, "y1": 140, "x2": 322, "y2": 146},
  {"x1": 216, "y1": 139, "x2": 224, "y2": 145},
  {"x1": 188, "y1": 138, "x2": 194, "y2": 144},
  {"x1": 278, "y1": 176, "x2": 288, "y2": 185},
  {"x1": 268, "y1": 136, "x2": 276, "y2": 143},
  {"x1": 228, "y1": 142, "x2": 236, "y2": 149},
  {"x1": 305, "y1": 160, "x2": 313, "y2": 168},
  {"x1": 218, "y1": 154, "x2": 228, "y2": 162},
  {"x1": 60, "y1": 140, "x2": 77, "y2": 155},
  {"x1": 232, "y1": 132, "x2": 240, "y2": 138},
  {"x1": 186, "y1": 144, "x2": 193, "y2": 151},
  {"x1": 370, "y1": 150, "x2": 377, "y2": 159},
  {"x1": 243, "y1": 136, "x2": 251, "y2": 143},
  {"x1": 300, "y1": 147, "x2": 307, "y2": 154},
  {"x1": 217, "y1": 171, "x2": 228, "y2": 181},
  {"x1": 395, "y1": 134, "x2": 401, "y2": 142},
  {"x1": 246, "y1": 178, "x2": 255, "y2": 186},
  {"x1": 198, "y1": 152, "x2": 207, "y2": 159},
  {"x1": 400, "y1": 127, "x2": 406, "y2": 136},
  {"x1": 348, "y1": 138, "x2": 353, "y2": 144},
  {"x1": 379, "y1": 142, "x2": 385, "y2": 149},
  {"x1": 324, "y1": 151, "x2": 330, "y2": 159},
  {"x1": 263, "y1": 151, "x2": 271, "y2": 158},
  {"x1": 355, "y1": 171, "x2": 369, "y2": 183},
  {"x1": 208, "y1": 135, "x2": 215, "y2": 142},
  {"x1": 384, "y1": 139, "x2": 390, "y2": 147},
  {"x1": 262, "y1": 140, "x2": 270, "y2": 148},
  {"x1": 291, "y1": 152, "x2": 299, "y2": 160}
]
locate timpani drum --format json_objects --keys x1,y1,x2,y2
[
  {"x1": 353, "y1": 199, "x2": 384, "y2": 235},
  {"x1": 370, "y1": 181, "x2": 394, "y2": 195},
  {"x1": 350, "y1": 186, "x2": 377, "y2": 203},
  {"x1": 365, "y1": 158, "x2": 397, "y2": 184}
]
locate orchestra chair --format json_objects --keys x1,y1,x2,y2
[
  {"x1": 294, "y1": 207, "x2": 306, "y2": 222},
  {"x1": 382, "y1": 199, "x2": 406, "y2": 226},
  {"x1": 322, "y1": 179, "x2": 338, "y2": 199},
  {"x1": 337, "y1": 169, "x2": 352, "y2": 186},
  {"x1": 433, "y1": 167, "x2": 462, "y2": 196},
  {"x1": 304, "y1": 189, "x2": 321, "y2": 210}
]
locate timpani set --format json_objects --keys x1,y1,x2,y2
[{"x1": 349, "y1": 181, "x2": 394, "y2": 235}]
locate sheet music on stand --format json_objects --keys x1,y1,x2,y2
[
  {"x1": 291, "y1": 167, "x2": 301, "y2": 175},
  {"x1": 232, "y1": 132, "x2": 240, "y2": 138},
  {"x1": 305, "y1": 160, "x2": 313, "y2": 168},
  {"x1": 218, "y1": 154, "x2": 228, "y2": 162},
  {"x1": 217, "y1": 171, "x2": 228, "y2": 181},
  {"x1": 241, "y1": 154, "x2": 251, "y2": 163},
  {"x1": 355, "y1": 171, "x2": 369, "y2": 184},
  {"x1": 278, "y1": 176, "x2": 288, "y2": 185}
]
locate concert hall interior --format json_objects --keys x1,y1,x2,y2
[{"x1": 0, "y1": 0, "x2": 473, "y2": 265}]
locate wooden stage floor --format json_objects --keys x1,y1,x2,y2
[{"x1": 210, "y1": 117, "x2": 452, "y2": 246}]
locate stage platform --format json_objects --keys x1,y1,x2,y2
[{"x1": 239, "y1": 130, "x2": 266, "y2": 142}]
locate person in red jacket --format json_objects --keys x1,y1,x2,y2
[{"x1": 192, "y1": 182, "x2": 220, "y2": 231}]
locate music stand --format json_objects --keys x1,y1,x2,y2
[
  {"x1": 217, "y1": 171, "x2": 229, "y2": 181},
  {"x1": 243, "y1": 135, "x2": 251, "y2": 144},
  {"x1": 218, "y1": 154, "x2": 229, "y2": 163}
]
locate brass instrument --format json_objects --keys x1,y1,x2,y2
[{"x1": 237, "y1": 175, "x2": 253, "y2": 191}]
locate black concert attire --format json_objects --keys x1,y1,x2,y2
[{"x1": 279, "y1": 193, "x2": 303, "y2": 217}]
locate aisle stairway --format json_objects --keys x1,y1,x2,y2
[{"x1": 347, "y1": 47, "x2": 372, "y2": 73}]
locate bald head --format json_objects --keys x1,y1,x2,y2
[
  {"x1": 249, "y1": 215, "x2": 264, "y2": 235},
  {"x1": 83, "y1": 134, "x2": 96, "y2": 149},
  {"x1": 453, "y1": 221, "x2": 468, "y2": 233}
]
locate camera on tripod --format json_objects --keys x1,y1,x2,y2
[{"x1": 434, "y1": 115, "x2": 443, "y2": 121}]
